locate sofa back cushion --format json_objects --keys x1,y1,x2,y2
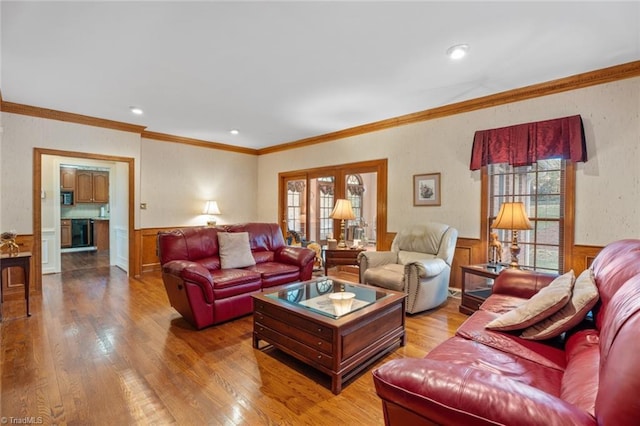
[
  {"x1": 595, "y1": 274, "x2": 640, "y2": 424},
  {"x1": 591, "y1": 239, "x2": 640, "y2": 329},
  {"x1": 158, "y1": 227, "x2": 220, "y2": 264},
  {"x1": 392, "y1": 223, "x2": 457, "y2": 266},
  {"x1": 223, "y1": 223, "x2": 286, "y2": 253}
]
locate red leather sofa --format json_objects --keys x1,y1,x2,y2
[
  {"x1": 158, "y1": 223, "x2": 315, "y2": 329},
  {"x1": 373, "y1": 239, "x2": 640, "y2": 425}
]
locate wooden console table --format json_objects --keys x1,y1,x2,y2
[{"x1": 1, "y1": 251, "x2": 32, "y2": 320}]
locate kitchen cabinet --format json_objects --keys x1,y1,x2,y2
[
  {"x1": 93, "y1": 220, "x2": 109, "y2": 251},
  {"x1": 61, "y1": 219, "x2": 72, "y2": 248},
  {"x1": 76, "y1": 171, "x2": 109, "y2": 203},
  {"x1": 60, "y1": 167, "x2": 76, "y2": 191}
]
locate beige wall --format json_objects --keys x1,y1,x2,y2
[
  {"x1": 2, "y1": 77, "x2": 639, "y2": 248},
  {"x1": 257, "y1": 77, "x2": 640, "y2": 246},
  {"x1": 0, "y1": 114, "x2": 141, "y2": 233},
  {"x1": 139, "y1": 138, "x2": 258, "y2": 227},
  {"x1": 0, "y1": 115, "x2": 259, "y2": 234}
]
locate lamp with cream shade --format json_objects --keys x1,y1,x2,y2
[
  {"x1": 491, "y1": 201, "x2": 532, "y2": 268},
  {"x1": 203, "y1": 200, "x2": 221, "y2": 227},
  {"x1": 330, "y1": 199, "x2": 356, "y2": 249}
]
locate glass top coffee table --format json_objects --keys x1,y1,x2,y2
[{"x1": 252, "y1": 277, "x2": 406, "y2": 394}]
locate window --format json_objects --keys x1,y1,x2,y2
[{"x1": 487, "y1": 159, "x2": 573, "y2": 273}]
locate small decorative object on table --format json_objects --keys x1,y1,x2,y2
[
  {"x1": 488, "y1": 232, "x2": 503, "y2": 264},
  {"x1": 0, "y1": 230, "x2": 19, "y2": 254},
  {"x1": 329, "y1": 291, "x2": 355, "y2": 315}
]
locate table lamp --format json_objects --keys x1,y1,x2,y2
[
  {"x1": 330, "y1": 199, "x2": 356, "y2": 249},
  {"x1": 203, "y1": 200, "x2": 221, "y2": 227},
  {"x1": 491, "y1": 201, "x2": 532, "y2": 268}
]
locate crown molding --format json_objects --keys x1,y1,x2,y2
[
  {"x1": 0, "y1": 101, "x2": 147, "y2": 134},
  {"x1": 141, "y1": 131, "x2": 258, "y2": 155},
  {"x1": 2, "y1": 60, "x2": 638, "y2": 155},
  {"x1": 257, "y1": 60, "x2": 640, "y2": 155}
]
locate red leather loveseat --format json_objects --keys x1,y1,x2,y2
[
  {"x1": 373, "y1": 239, "x2": 640, "y2": 425},
  {"x1": 158, "y1": 223, "x2": 315, "y2": 329}
]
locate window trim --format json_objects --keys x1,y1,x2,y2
[{"x1": 481, "y1": 161, "x2": 575, "y2": 273}]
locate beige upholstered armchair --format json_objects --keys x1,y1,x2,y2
[{"x1": 358, "y1": 223, "x2": 458, "y2": 314}]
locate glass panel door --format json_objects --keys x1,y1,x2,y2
[
  {"x1": 283, "y1": 177, "x2": 307, "y2": 244},
  {"x1": 346, "y1": 172, "x2": 377, "y2": 246},
  {"x1": 309, "y1": 175, "x2": 335, "y2": 243}
]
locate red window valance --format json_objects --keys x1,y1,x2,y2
[{"x1": 469, "y1": 115, "x2": 587, "y2": 170}]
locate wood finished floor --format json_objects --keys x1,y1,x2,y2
[{"x1": 1, "y1": 267, "x2": 467, "y2": 425}]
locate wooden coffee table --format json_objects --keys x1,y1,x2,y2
[{"x1": 252, "y1": 277, "x2": 406, "y2": 394}]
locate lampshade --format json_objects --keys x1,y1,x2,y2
[
  {"x1": 202, "y1": 200, "x2": 221, "y2": 215},
  {"x1": 492, "y1": 202, "x2": 532, "y2": 230},
  {"x1": 330, "y1": 199, "x2": 356, "y2": 220}
]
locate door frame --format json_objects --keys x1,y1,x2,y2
[
  {"x1": 33, "y1": 147, "x2": 135, "y2": 291},
  {"x1": 278, "y1": 159, "x2": 388, "y2": 249}
]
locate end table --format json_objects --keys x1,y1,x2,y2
[
  {"x1": 323, "y1": 248, "x2": 364, "y2": 276},
  {"x1": 459, "y1": 263, "x2": 505, "y2": 315}
]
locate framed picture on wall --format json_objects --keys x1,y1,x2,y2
[{"x1": 413, "y1": 173, "x2": 441, "y2": 206}]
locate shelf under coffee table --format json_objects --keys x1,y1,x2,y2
[{"x1": 252, "y1": 277, "x2": 406, "y2": 394}]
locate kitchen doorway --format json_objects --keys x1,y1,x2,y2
[{"x1": 32, "y1": 148, "x2": 135, "y2": 291}]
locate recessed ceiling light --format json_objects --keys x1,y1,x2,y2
[
  {"x1": 446, "y1": 44, "x2": 469, "y2": 60},
  {"x1": 230, "y1": 129, "x2": 239, "y2": 135},
  {"x1": 129, "y1": 106, "x2": 143, "y2": 115}
]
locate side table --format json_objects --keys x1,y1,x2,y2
[
  {"x1": 1, "y1": 251, "x2": 32, "y2": 320},
  {"x1": 459, "y1": 263, "x2": 505, "y2": 315},
  {"x1": 323, "y1": 248, "x2": 364, "y2": 276}
]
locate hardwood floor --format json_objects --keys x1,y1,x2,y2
[
  {"x1": 61, "y1": 250, "x2": 110, "y2": 272},
  {"x1": 1, "y1": 267, "x2": 467, "y2": 425}
]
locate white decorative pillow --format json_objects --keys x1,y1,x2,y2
[
  {"x1": 218, "y1": 232, "x2": 256, "y2": 269},
  {"x1": 486, "y1": 270, "x2": 575, "y2": 331},
  {"x1": 521, "y1": 269, "x2": 599, "y2": 340}
]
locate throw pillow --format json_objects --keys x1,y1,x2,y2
[
  {"x1": 521, "y1": 269, "x2": 599, "y2": 340},
  {"x1": 218, "y1": 232, "x2": 256, "y2": 269},
  {"x1": 485, "y1": 270, "x2": 575, "y2": 331}
]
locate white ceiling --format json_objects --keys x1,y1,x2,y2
[{"x1": 2, "y1": 1, "x2": 639, "y2": 150}]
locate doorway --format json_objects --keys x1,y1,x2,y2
[
  {"x1": 279, "y1": 159, "x2": 388, "y2": 249},
  {"x1": 33, "y1": 148, "x2": 135, "y2": 291}
]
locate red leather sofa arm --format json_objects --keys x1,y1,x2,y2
[
  {"x1": 162, "y1": 260, "x2": 214, "y2": 303},
  {"x1": 491, "y1": 268, "x2": 558, "y2": 299},
  {"x1": 275, "y1": 246, "x2": 315, "y2": 268},
  {"x1": 373, "y1": 358, "x2": 596, "y2": 426}
]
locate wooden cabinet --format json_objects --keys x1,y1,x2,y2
[
  {"x1": 61, "y1": 219, "x2": 72, "y2": 248},
  {"x1": 60, "y1": 167, "x2": 76, "y2": 191},
  {"x1": 76, "y1": 171, "x2": 109, "y2": 203},
  {"x1": 93, "y1": 220, "x2": 109, "y2": 251}
]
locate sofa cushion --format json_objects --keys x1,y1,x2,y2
[
  {"x1": 426, "y1": 335, "x2": 565, "y2": 394},
  {"x1": 218, "y1": 232, "x2": 256, "y2": 269},
  {"x1": 457, "y1": 309, "x2": 566, "y2": 371},
  {"x1": 486, "y1": 270, "x2": 575, "y2": 331},
  {"x1": 521, "y1": 269, "x2": 599, "y2": 340},
  {"x1": 560, "y1": 329, "x2": 600, "y2": 416},
  {"x1": 363, "y1": 263, "x2": 405, "y2": 292}
]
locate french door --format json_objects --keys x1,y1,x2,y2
[{"x1": 279, "y1": 159, "x2": 387, "y2": 248}]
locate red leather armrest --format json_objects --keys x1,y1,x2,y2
[
  {"x1": 162, "y1": 260, "x2": 214, "y2": 303},
  {"x1": 275, "y1": 246, "x2": 315, "y2": 267},
  {"x1": 492, "y1": 268, "x2": 558, "y2": 299},
  {"x1": 373, "y1": 358, "x2": 595, "y2": 426}
]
